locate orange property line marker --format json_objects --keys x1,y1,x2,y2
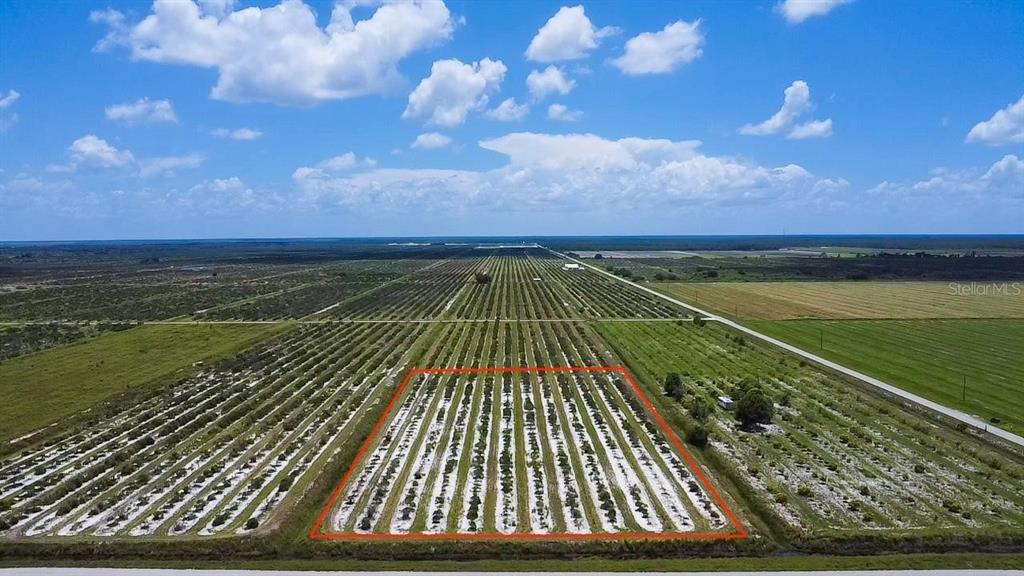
[{"x1": 309, "y1": 365, "x2": 747, "y2": 541}]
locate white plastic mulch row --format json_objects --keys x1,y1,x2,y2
[
  {"x1": 570, "y1": 373, "x2": 663, "y2": 533},
  {"x1": 537, "y1": 379, "x2": 589, "y2": 533},
  {"x1": 389, "y1": 378, "x2": 463, "y2": 533},
  {"x1": 458, "y1": 380, "x2": 494, "y2": 533},
  {"x1": 423, "y1": 378, "x2": 476, "y2": 533},
  {"x1": 555, "y1": 377, "x2": 624, "y2": 533},
  {"x1": 519, "y1": 377, "x2": 552, "y2": 533},
  {"x1": 332, "y1": 375, "x2": 437, "y2": 532},
  {"x1": 588, "y1": 374, "x2": 695, "y2": 531},
  {"x1": 495, "y1": 376, "x2": 519, "y2": 534}
]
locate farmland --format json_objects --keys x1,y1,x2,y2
[
  {"x1": 654, "y1": 281, "x2": 1024, "y2": 320},
  {"x1": 0, "y1": 323, "x2": 279, "y2": 443},
  {"x1": 573, "y1": 249, "x2": 1024, "y2": 283},
  {"x1": 0, "y1": 321, "x2": 427, "y2": 537},
  {"x1": 596, "y1": 321, "x2": 1024, "y2": 537},
  {"x1": 0, "y1": 240, "x2": 1022, "y2": 568},
  {"x1": 316, "y1": 321, "x2": 734, "y2": 538},
  {"x1": 651, "y1": 280, "x2": 1024, "y2": 437},
  {"x1": 748, "y1": 319, "x2": 1024, "y2": 435}
]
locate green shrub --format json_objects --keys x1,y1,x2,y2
[
  {"x1": 688, "y1": 397, "x2": 712, "y2": 421},
  {"x1": 663, "y1": 372, "x2": 683, "y2": 400},
  {"x1": 685, "y1": 422, "x2": 709, "y2": 448},
  {"x1": 736, "y1": 384, "x2": 773, "y2": 429}
]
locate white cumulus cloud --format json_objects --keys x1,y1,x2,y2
[
  {"x1": 138, "y1": 153, "x2": 203, "y2": 178},
  {"x1": 192, "y1": 176, "x2": 248, "y2": 193},
  {"x1": 91, "y1": 0, "x2": 454, "y2": 106},
  {"x1": 611, "y1": 20, "x2": 704, "y2": 75},
  {"x1": 293, "y1": 131, "x2": 840, "y2": 213},
  {"x1": 526, "y1": 5, "x2": 618, "y2": 62},
  {"x1": 292, "y1": 151, "x2": 375, "y2": 180},
  {"x1": 48, "y1": 134, "x2": 201, "y2": 177},
  {"x1": 403, "y1": 58, "x2": 507, "y2": 127},
  {"x1": 966, "y1": 94, "x2": 1024, "y2": 146},
  {"x1": 485, "y1": 98, "x2": 530, "y2": 122},
  {"x1": 180, "y1": 176, "x2": 263, "y2": 212},
  {"x1": 788, "y1": 118, "x2": 833, "y2": 140},
  {"x1": 66, "y1": 135, "x2": 136, "y2": 169},
  {"x1": 0, "y1": 89, "x2": 19, "y2": 109},
  {"x1": 547, "y1": 103, "x2": 583, "y2": 121},
  {"x1": 318, "y1": 152, "x2": 359, "y2": 170},
  {"x1": 526, "y1": 65, "x2": 574, "y2": 101},
  {"x1": 740, "y1": 80, "x2": 832, "y2": 139},
  {"x1": 0, "y1": 89, "x2": 19, "y2": 132},
  {"x1": 777, "y1": 0, "x2": 854, "y2": 24},
  {"x1": 411, "y1": 132, "x2": 452, "y2": 150},
  {"x1": 211, "y1": 127, "x2": 263, "y2": 140},
  {"x1": 105, "y1": 97, "x2": 178, "y2": 124},
  {"x1": 870, "y1": 155, "x2": 1024, "y2": 201}
]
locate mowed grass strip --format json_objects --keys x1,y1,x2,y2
[
  {"x1": 656, "y1": 281, "x2": 1024, "y2": 320},
  {"x1": 0, "y1": 323, "x2": 281, "y2": 442},
  {"x1": 748, "y1": 318, "x2": 1024, "y2": 435}
]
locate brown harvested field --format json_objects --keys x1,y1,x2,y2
[{"x1": 654, "y1": 281, "x2": 1024, "y2": 320}]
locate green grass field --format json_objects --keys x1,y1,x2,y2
[
  {"x1": 0, "y1": 323, "x2": 281, "y2": 443},
  {"x1": 656, "y1": 281, "x2": 1024, "y2": 320},
  {"x1": 748, "y1": 319, "x2": 1024, "y2": 435}
]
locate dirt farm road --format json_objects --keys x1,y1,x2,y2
[{"x1": 547, "y1": 248, "x2": 1024, "y2": 450}]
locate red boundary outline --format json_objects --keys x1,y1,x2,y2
[{"x1": 309, "y1": 365, "x2": 747, "y2": 541}]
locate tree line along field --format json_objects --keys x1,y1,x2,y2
[
  {"x1": 318, "y1": 320, "x2": 731, "y2": 538},
  {"x1": 747, "y1": 319, "x2": 1024, "y2": 436},
  {"x1": 595, "y1": 321, "x2": 1024, "y2": 538},
  {"x1": 574, "y1": 250, "x2": 1024, "y2": 283},
  {"x1": 654, "y1": 281, "x2": 1024, "y2": 320},
  {"x1": 0, "y1": 243, "x2": 1022, "y2": 562}
]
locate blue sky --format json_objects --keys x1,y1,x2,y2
[{"x1": 1, "y1": 0, "x2": 1022, "y2": 240}]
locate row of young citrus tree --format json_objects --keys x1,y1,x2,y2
[
  {"x1": 596, "y1": 320, "x2": 1024, "y2": 537},
  {"x1": 0, "y1": 320, "x2": 427, "y2": 537},
  {"x1": 449, "y1": 251, "x2": 685, "y2": 320},
  {"x1": 325, "y1": 319, "x2": 729, "y2": 536}
]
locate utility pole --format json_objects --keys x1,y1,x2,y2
[
  {"x1": 819, "y1": 329, "x2": 823, "y2": 351},
  {"x1": 962, "y1": 374, "x2": 966, "y2": 402}
]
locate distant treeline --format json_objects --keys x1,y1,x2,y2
[{"x1": 542, "y1": 234, "x2": 1024, "y2": 252}]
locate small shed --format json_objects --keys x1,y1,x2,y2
[{"x1": 717, "y1": 395, "x2": 734, "y2": 410}]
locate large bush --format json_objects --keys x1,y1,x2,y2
[{"x1": 736, "y1": 384, "x2": 774, "y2": 430}]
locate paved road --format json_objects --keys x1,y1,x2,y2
[
  {"x1": 546, "y1": 248, "x2": 1024, "y2": 449},
  {"x1": 4, "y1": 565, "x2": 1019, "y2": 569}
]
